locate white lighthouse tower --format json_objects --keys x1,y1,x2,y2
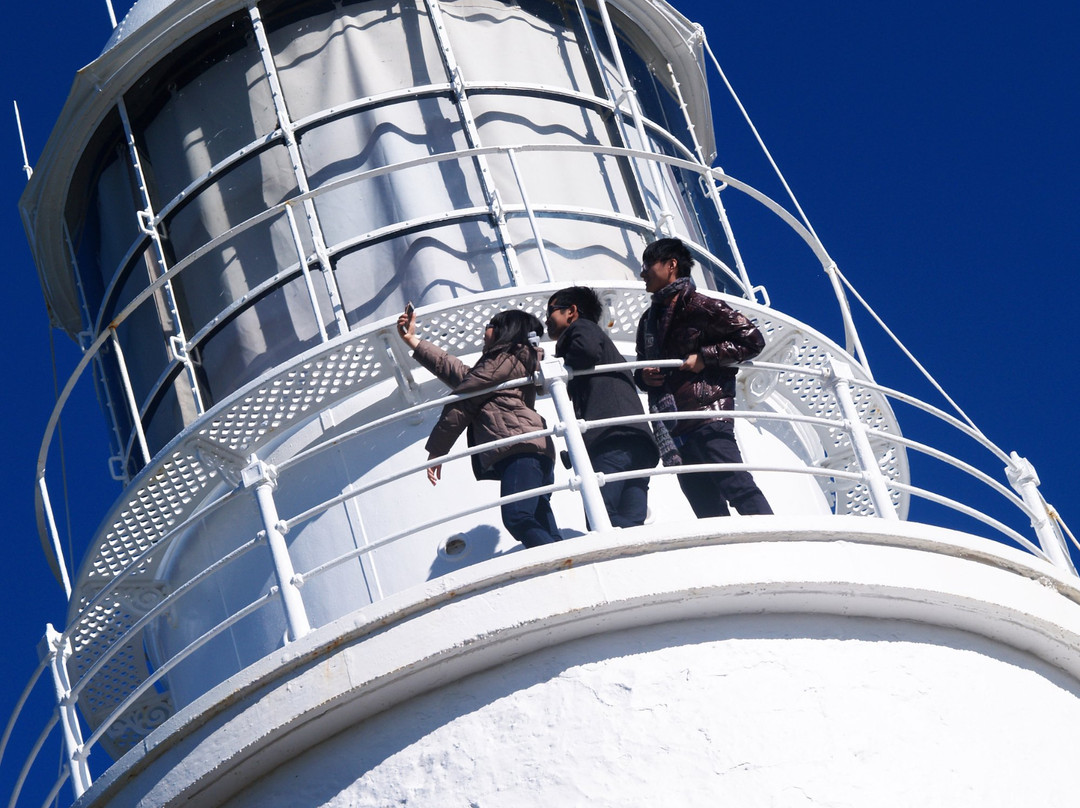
[{"x1": 6, "y1": 0, "x2": 1080, "y2": 805}]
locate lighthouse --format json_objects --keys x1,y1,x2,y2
[{"x1": 5, "y1": 1, "x2": 1080, "y2": 806}]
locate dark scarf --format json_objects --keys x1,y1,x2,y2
[{"x1": 642, "y1": 277, "x2": 695, "y2": 466}]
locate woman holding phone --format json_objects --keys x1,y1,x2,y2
[{"x1": 397, "y1": 305, "x2": 561, "y2": 548}]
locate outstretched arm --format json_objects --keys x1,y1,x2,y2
[
  {"x1": 424, "y1": 351, "x2": 524, "y2": 462},
  {"x1": 396, "y1": 305, "x2": 420, "y2": 350}
]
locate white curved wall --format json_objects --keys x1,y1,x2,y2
[
  {"x1": 83, "y1": 520, "x2": 1080, "y2": 808},
  {"x1": 228, "y1": 614, "x2": 1080, "y2": 807}
]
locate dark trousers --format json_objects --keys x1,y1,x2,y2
[
  {"x1": 492, "y1": 453, "x2": 561, "y2": 547},
  {"x1": 589, "y1": 437, "x2": 655, "y2": 528},
  {"x1": 676, "y1": 420, "x2": 773, "y2": 518}
]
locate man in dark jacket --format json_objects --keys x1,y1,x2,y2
[
  {"x1": 547, "y1": 286, "x2": 659, "y2": 527},
  {"x1": 635, "y1": 238, "x2": 773, "y2": 518}
]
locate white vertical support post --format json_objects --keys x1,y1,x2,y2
[
  {"x1": 825, "y1": 264, "x2": 873, "y2": 379},
  {"x1": 828, "y1": 357, "x2": 897, "y2": 520},
  {"x1": 42, "y1": 625, "x2": 92, "y2": 799},
  {"x1": 423, "y1": 0, "x2": 524, "y2": 285},
  {"x1": 249, "y1": 3, "x2": 350, "y2": 336},
  {"x1": 37, "y1": 477, "x2": 72, "y2": 599},
  {"x1": 109, "y1": 327, "x2": 152, "y2": 467},
  {"x1": 117, "y1": 99, "x2": 207, "y2": 419},
  {"x1": 63, "y1": 219, "x2": 130, "y2": 480},
  {"x1": 505, "y1": 148, "x2": 553, "y2": 282},
  {"x1": 1006, "y1": 452, "x2": 1076, "y2": 573},
  {"x1": 14, "y1": 100, "x2": 32, "y2": 180},
  {"x1": 571, "y1": 0, "x2": 651, "y2": 223},
  {"x1": 540, "y1": 358, "x2": 612, "y2": 532},
  {"x1": 242, "y1": 457, "x2": 311, "y2": 641},
  {"x1": 664, "y1": 59, "x2": 755, "y2": 299},
  {"x1": 284, "y1": 202, "x2": 330, "y2": 343},
  {"x1": 593, "y1": 0, "x2": 674, "y2": 235}
]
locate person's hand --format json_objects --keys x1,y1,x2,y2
[
  {"x1": 641, "y1": 367, "x2": 666, "y2": 387},
  {"x1": 680, "y1": 353, "x2": 705, "y2": 374},
  {"x1": 427, "y1": 463, "x2": 442, "y2": 486},
  {"x1": 397, "y1": 306, "x2": 419, "y2": 349}
]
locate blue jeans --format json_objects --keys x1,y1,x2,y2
[
  {"x1": 589, "y1": 437, "x2": 654, "y2": 528},
  {"x1": 677, "y1": 420, "x2": 772, "y2": 518},
  {"x1": 492, "y1": 453, "x2": 561, "y2": 548}
]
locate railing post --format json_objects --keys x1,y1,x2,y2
[
  {"x1": 592, "y1": 0, "x2": 674, "y2": 235},
  {"x1": 41, "y1": 625, "x2": 92, "y2": 799},
  {"x1": 36, "y1": 476, "x2": 72, "y2": 599},
  {"x1": 109, "y1": 327, "x2": 152, "y2": 466},
  {"x1": 539, "y1": 357, "x2": 613, "y2": 532},
  {"x1": 1006, "y1": 452, "x2": 1076, "y2": 573},
  {"x1": 242, "y1": 457, "x2": 312, "y2": 641},
  {"x1": 827, "y1": 357, "x2": 897, "y2": 520},
  {"x1": 505, "y1": 148, "x2": 553, "y2": 282},
  {"x1": 249, "y1": 3, "x2": 350, "y2": 336},
  {"x1": 284, "y1": 202, "x2": 330, "y2": 344}
]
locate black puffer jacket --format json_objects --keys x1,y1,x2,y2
[
  {"x1": 414, "y1": 340, "x2": 555, "y2": 480},
  {"x1": 555, "y1": 318, "x2": 658, "y2": 461},
  {"x1": 635, "y1": 285, "x2": 765, "y2": 435}
]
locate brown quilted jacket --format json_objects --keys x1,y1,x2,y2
[
  {"x1": 414, "y1": 340, "x2": 555, "y2": 479},
  {"x1": 635, "y1": 286, "x2": 765, "y2": 435}
]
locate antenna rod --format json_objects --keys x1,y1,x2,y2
[
  {"x1": 13, "y1": 100, "x2": 32, "y2": 181},
  {"x1": 105, "y1": 0, "x2": 118, "y2": 28}
]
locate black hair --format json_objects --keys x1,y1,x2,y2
[
  {"x1": 548, "y1": 286, "x2": 602, "y2": 323},
  {"x1": 642, "y1": 237, "x2": 695, "y2": 278},
  {"x1": 486, "y1": 309, "x2": 545, "y2": 359}
]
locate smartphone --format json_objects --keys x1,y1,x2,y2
[{"x1": 404, "y1": 302, "x2": 414, "y2": 318}]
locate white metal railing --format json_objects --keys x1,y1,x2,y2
[
  {"x1": 73, "y1": 139, "x2": 748, "y2": 491},
  {"x1": 6, "y1": 344, "x2": 1076, "y2": 807},
  {"x1": 82, "y1": 72, "x2": 717, "y2": 471},
  {"x1": 18, "y1": 141, "x2": 1075, "y2": 808},
  {"x1": 35, "y1": 142, "x2": 788, "y2": 587}
]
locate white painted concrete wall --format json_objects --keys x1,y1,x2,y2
[
  {"x1": 81, "y1": 520, "x2": 1080, "y2": 808},
  {"x1": 230, "y1": 615, "x2": 1080, "y2": 807}
]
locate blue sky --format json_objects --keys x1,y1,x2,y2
[{"x1": 0, "y1": 0, "x2": 1077, "y2": 800}]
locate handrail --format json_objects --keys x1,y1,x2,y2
[
  {"x1": 66, "y1": 535, "x2": 264, "y2": 705},
  {"x1": 39, "y1": 331, "x2": 1067, "y2": 604},
  {"x1": 6, "y1": 712, "x2": 59, "y2": 808},
  {"x1": 0, "y1": 658, "x2": 49, "y2": 771},
  {"x1": 888, "y1": 479, "x2": 1041, "y2": 558},
  {"x1": 80, "y1": 589, "x2": 278, "y2": 756},
  {"x1": 10, "y1": 347, "x2": 1074, "y2": 808},
  {"x1": 840, "y1": 375, "x2": 1012, "y2": 468},
  {"x1": 37, "y1": 141, "x2": 783, "y2": 551}
]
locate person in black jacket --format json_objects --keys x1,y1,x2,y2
[{"x1": 547, "y1": 286, "x2": 659, "y2": 528}]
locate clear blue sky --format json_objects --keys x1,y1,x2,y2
[{"x1": 0, "y1": 0, "x2": 1077, "y2": 799}]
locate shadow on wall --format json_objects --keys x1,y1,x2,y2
[
  {"x1": 427, "y1": 521, "x2": 592, "y2": 578},
  {"x1": 427, "y1": 524, "x2": 503, "y2": 578}
]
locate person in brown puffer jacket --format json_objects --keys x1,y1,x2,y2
[{"x1": 397, "y1": 305, "x2": 561, "y2": 548}]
